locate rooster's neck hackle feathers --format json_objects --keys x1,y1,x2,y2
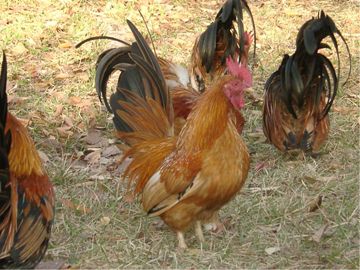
[
  {"x1": 5, "y1": 114, "x2": 44, "y2": 178},
  {"x1": 178, "y1": 75, "x2": 235, "y2": 153}
]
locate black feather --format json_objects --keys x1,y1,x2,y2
[
  {"x1": 318, "y1": 54, "x2": 338, "y2": 119},
  {"x1": 126, "y1": 20, "x2": 165, "y2": 84},
  {"x1": 200, "y1": 22, "x2": 218, "y2": 72},
  {"x1": 75, "y1": 35, "x2": 130, "y2": 48},
  {"x1": 240, "y1": 0, "x2": 256, "y2": 57},
  {"x1": 269, "y1": 11, "x2": 351, "y2": 121},
  {"x1": 95, "y1": 47, "x2": 133, "y2": 112},
  {"x1": 0, "y1": 52, "x2": 11, "y2": 194},
  {"x1": 290, "y1": 59, "x2": 304, "y2": 108},
  {"x1": 198, "y1": 0, "x2": 256, "y2": 72}
]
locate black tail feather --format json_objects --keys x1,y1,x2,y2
[
  {"x1": 95, "y1": 47, "x2": 132, "y2": 112},
  {"x1": 109, "y1": 20, "x2": 171, "y2": 134},
  {"x1": 0, "y1": 52, "x2": 11, "y2": 194},
  {"x1": 276, "y1": 10, "x2": 351, "y2": 119}
]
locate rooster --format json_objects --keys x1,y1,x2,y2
[
  {"x1": 108, "y1": 20, "x2": 252, "y2": 248},
  {"x1": 189, "y1": 0, "x2": 256, "y2": 92},
  {"x1": 0, "y1": 53, "x2": 55, "y2": 269},
  {"x1": 262, "y1": 11, "x2": 351, "y2": 152},
  {"x1": 76, "y1": 0, "x2": 255, "y2": 133}
]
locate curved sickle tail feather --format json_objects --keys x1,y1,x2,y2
[{"x1": 76, "y1": 24, "x2": 177, "y2": 133}]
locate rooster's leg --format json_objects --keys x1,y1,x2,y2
[
  {"x1": 177, "y1": 231, "x2": 188, "y2": 249},
  {"x1": 194, "y1": 221, "x2": 205, "y2": 243}
]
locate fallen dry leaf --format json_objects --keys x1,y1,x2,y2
[
  {"x1": 63, "y1": 116, "x2": 74, "y2": 127},
  {"x1": 329, "y1": 160, "x2": 342, "y2": 169},
  {"x1": 52, "y1": 92, "x2": 67, "y2": 101},
  {"x1": 74, "y1": 98, "x2": 92, "y2": 108},
  {"x1": 60, "y1": 199, "x2": 92, "y2": 214},
  {"x1": 318, "y1": 176, "x2": 335, "y2": 182},
  {"x1": 304, "y1": 176, "x2": 318, "y2": 184},
  {"x1": 75, "y1": 181, "x2": 95, "y2": 187},
  {"x1": 250, "y1": 110, "x2": 262, "y2": 116},
  {"x1": 41, "y1": 137, "x2": 64, "y2": 149},
  {"x1": 84, "y1": 150, "x2": 101, "y2": 164},
  {"x1": 55, "y1": 73, "x2": 71, "y2": 80},
  {"x1": 102, "y1": 145, "x2": 122, "y2": 157},
  {"x1": 58, "y1": 42, "x2": 71, "y2": 49},
  {"x1": 118, "y1": 157, "x2": 132, "y2": 172},
  {"x1": 333, "y1": 106, "x2": 357, "y2": 114},
  {"x1": 57, "y1": 126, "x2": 73, "y2": 138},
  {"x1": 83, "y1": 132, "x2": 103, "y2": 145},
  {"x1": 258, "y1": 225, "x2": 279, "y2": 233},
  {"x1": 308, "y1": 195, "x2": 323, "y2": 212},
  {"x1": 12, "y1": 42, "x2": 27, "y2": 55},
  {"x1": 100, "y1": 216, "x2": 111, "y2": 225},
  {"x1": 8, "y1": 95, "x2": 30, "y2": 105},
  {"x1": 265, "y1": 247, "x2": 281, "y2": 255},
  {"x1": 311, "y1": 223, "x2": 329, "y2": 243},
  {"x1": 77, "y1": 72, "x2": 90, "y2": 82},
  {"x1": 54, "y1": 104, "x2": 64, "y2": 118},
  {"x1": 38, "y1": 150, "x2": 50, "y2": 163}
]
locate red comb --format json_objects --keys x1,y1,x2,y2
[{"x1": 226, "y1": 56, "x2": 253, "y2": 86}]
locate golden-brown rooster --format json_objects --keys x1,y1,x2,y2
[
  {"x1": 108, "y1": 20, "x2": 252, "y2": 248},
  {"x1": 262, "y1": 11, "x2": 351, "y2": 152},
  {"x1": 0, "y1": 53, "x2": 55, "y2": 268}
]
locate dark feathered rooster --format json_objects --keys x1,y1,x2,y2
[
  {"x1": 98, "y1": 20, "x2": 252, "y2": 248},
  {"x1": 190, "y1": 0, "x2": 256, "y2": 92},
  {"x1": 262, "y1": 11, "x2": 351, "y2": 152},
  {"x1": 0, "y1": 53, "x2": 55, "y2": 269}
]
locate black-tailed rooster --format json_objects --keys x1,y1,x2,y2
[
  {"x1": 0, "y1": 53, "x2": 55, "y2": 269},
  {"x1": 262, "y1": 11, "x2": 351, "y2": 152}
]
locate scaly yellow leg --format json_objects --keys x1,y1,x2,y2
[
  {"x1": 194, "y1": 221, "x2": 205, "y2": 243},
  {"x1": 177, "y1": 231, "x2": 187, "y2": 249}
]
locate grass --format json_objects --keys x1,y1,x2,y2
[{"x1": 1, "y1": 0, "x2": 359, "y2": 268}]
